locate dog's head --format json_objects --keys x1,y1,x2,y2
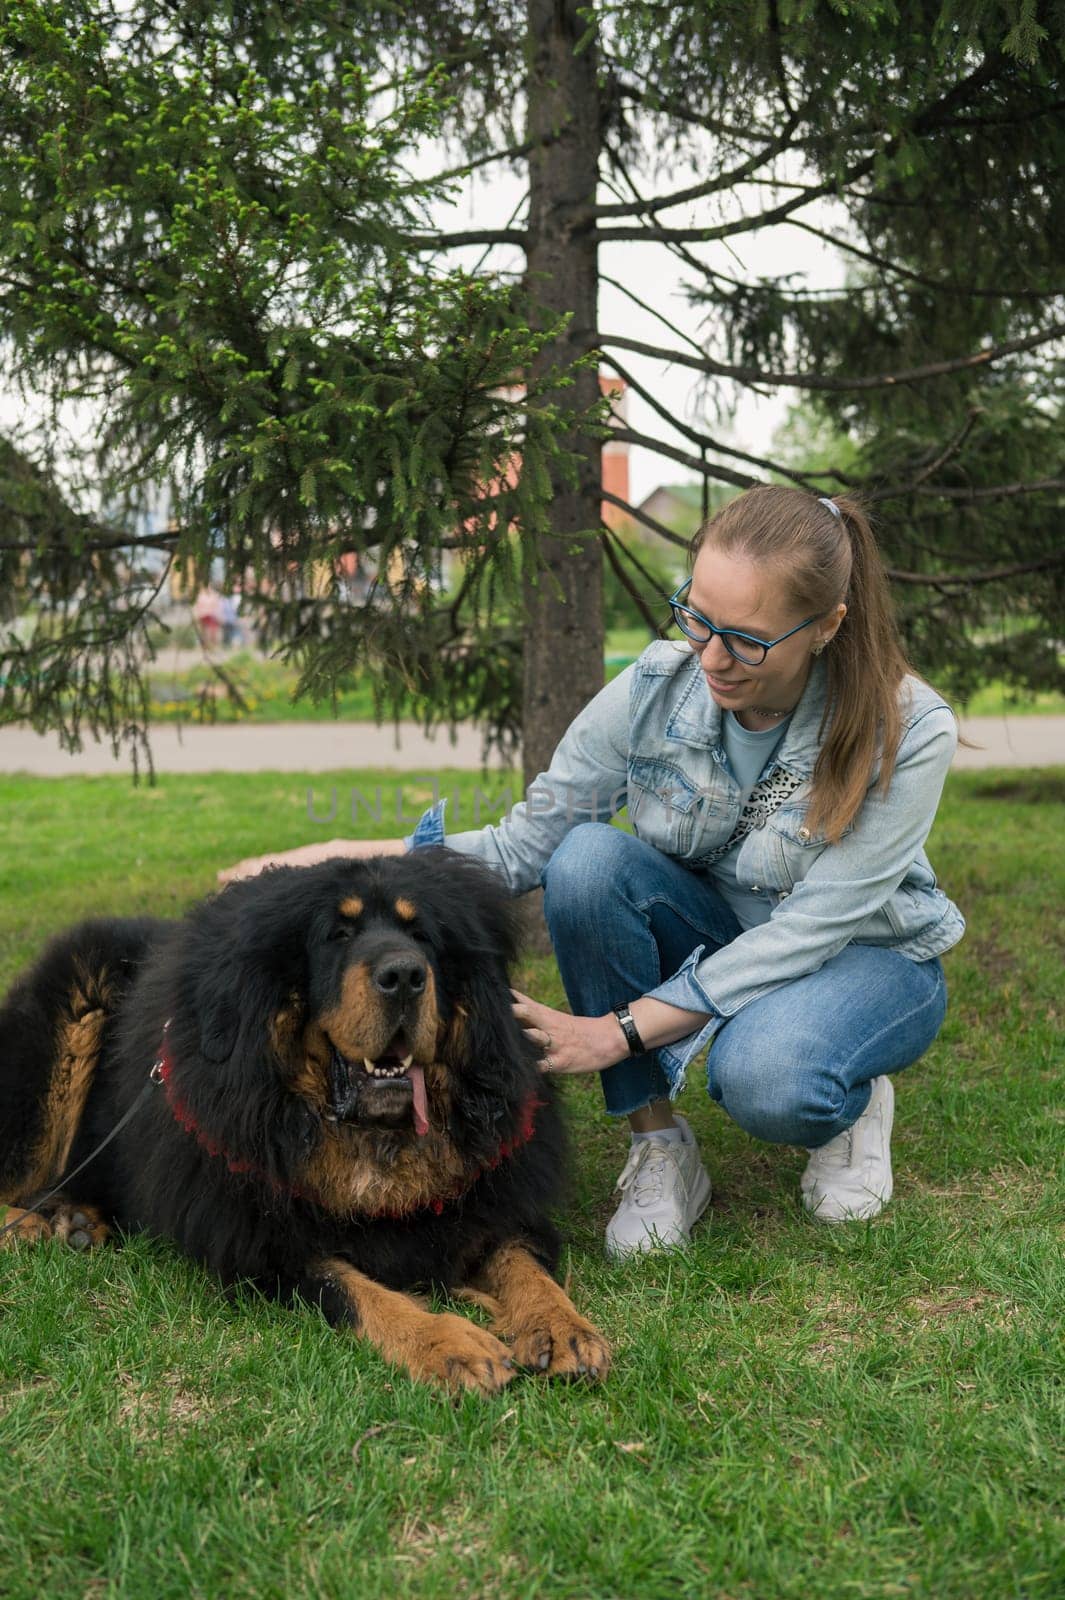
[{"x1": 175, "y1": 849, "x2": 539, "y2": 1169}]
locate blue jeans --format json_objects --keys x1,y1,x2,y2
[{"x1": 541, "y1": 824, "x2": 948, "y2": 1149}]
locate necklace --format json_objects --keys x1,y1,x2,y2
[{"x1": 748, "y1": 705, "x2": 792, "y2": 721}]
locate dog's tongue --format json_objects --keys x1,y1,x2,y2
[{"x1": 408, "y1": 1064, "x2": 429, "y2": 1137}]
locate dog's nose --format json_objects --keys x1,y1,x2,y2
[{"x1": 371, "y1": 952, "x2": 427, "y2": 1001}]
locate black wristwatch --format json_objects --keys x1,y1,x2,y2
[{"x1": 612, "y1": 1004, "x2": 646, "y2": 1056}]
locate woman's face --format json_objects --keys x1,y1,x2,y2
[{"x1": 686, "y1": 545, "x2": 844, "y2": 715}]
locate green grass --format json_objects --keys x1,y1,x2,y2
[
  {"x1": 952, "y1": 682, "x2": 1065, "y2": 716},
  {"x1": 0, "y1": 768, "x2": 1062, "y2": 1599}
]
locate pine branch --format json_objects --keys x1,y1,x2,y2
[
  {"x1": 607, "y1": 417, "x2": 1060, "y2": 517},
  {"x1": 610, "y1": 76, "x2": 768, "y2": 146},
  {"x1": 903, "y1": 478, "x2": 1065, "y2": 502},
  {"x1": 598, "y1": 149, "x2": 887, "y2": 352},
  {"x1": 597, "y1": 144, "x2": 1041, "y2": 344},
  {"x1": 589, "y1": 115, "x2": 800, "y2": 218},
  {"x1": 596, "y1": 326, "x2": 1065, "y2": 393},
  {"x1": 420, "y1": 132, "x2": 558, "y2": 186},
  {"x1": 600, "y1": 491, "x2": 691, "y2": 550},
  {"x1": 744, "y1": 410, "x2": 1051, "y2": 505},
  {"x1": 600, "y1": 528, "x2": 670, "y2": 636},
  {"x1": 604, "y1": 354, "x2": 826, "y2": 490},
  {"x1": 0, "y1": 528, "x2": 179, "y2": 555},
  {"x1": 611, "y1": 427, "x2": 757, "y2": 489},
  {"x1": 598, "y1": 272, "x2": 713, "y2": 357},
  {"x1": 887, "y1": 97, "x2": 1065, "y2": 134},
  {"x1": 592, "y1": 183, "x2": 858, "y2": 245},
  {"x1": 199, "y1": 654, "x2": 250, "y2": 714},
  {"x1": 784, "y1": 218, "x2": 1064, "y2": 302},
  {"x1": 407, "y1": 228, "x2": 527, "y2": 249},
  {"x1": 599, "y1": 54, "x2": 1002, "y2": 247},
  {"x1": 862, "y1": 410, "x2": 983, "y2": 502},
  {"x1": 598, "y1": 148, "x2": 772, "y2": 312},
  {"x1": 614, "y1": 526, "x2": 684, "y2": 594},
  {"x1": 886, "y1": 553, "x2": 1065, "y2": 586}
]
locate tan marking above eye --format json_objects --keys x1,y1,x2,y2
[
  {"x1": 338, "y1": 896, "x2": 363, "y2": 919},
  {"x1": 394, "y1": 898, "x2": 417, "y2": 922}
]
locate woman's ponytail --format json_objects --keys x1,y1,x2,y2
[{"x1": 809, "y1": 497, "x2": 907, "y2": 841}]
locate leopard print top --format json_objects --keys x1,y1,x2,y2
[{"x1": 698, "y1": 768, "x2": 806, "y2": 865}]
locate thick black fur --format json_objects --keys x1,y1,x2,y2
[{"x1": 0, "y1": 849, "x2": 565, "y2": 1314}]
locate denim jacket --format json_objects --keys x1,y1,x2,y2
[{"x1": 407, "y1": 641, "x2": 965, "y2": 1087}]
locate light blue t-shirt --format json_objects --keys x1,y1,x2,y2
[{"x1": 710, "y1": 711, "x2": 793, "y2": 930}]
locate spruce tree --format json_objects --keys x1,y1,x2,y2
[{"x1": 1, "y1": 2, "x2": 1061, "y2": 780}]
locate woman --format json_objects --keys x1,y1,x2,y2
[{"x1": 221, "y1": 486, "x2": 964, "y2": 1258}]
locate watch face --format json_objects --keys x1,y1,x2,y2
[{"x1": 614, "y1": 1007, "x2": 642, "y2": 1054}]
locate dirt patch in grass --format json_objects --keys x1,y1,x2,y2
[
  {"x1": 803, "y1": 1295, "x2": 868, "y2": 1359},
  {"x1": 799, "y1": 1285, "x2": 1022, "y2": 1360},
  {"x1": 707, "y1": 1147, "x2": 796, "y2": 1216},
  {"x1": 394, "y1": 1510, "x2": 522, "y2": 1585},
  {"x1": 116, "y1": 1368, "x2": 225, "y2": 1439},
  {"x1": 897, "y1": 1288, "x2": 1021, "y2": 1331},
  {"x1": 964, "y1": 933, "x2": 1022, "y2": 983},
  {"x1": 910, "y1": 1165, "x2": 1048, "y2": 1208},
  {"x1": 0, "y1": 1373, "x2": 55, "y2": 1414}
]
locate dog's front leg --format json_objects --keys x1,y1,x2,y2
[
  {"x1": 308, "y1": 1257, "x2": 517, "y2": 1397},
  {"x1": 473, "y1": 1243, "x2": 611, "y2": 1382}
]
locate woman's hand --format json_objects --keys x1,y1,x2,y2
[
  {"x1": 217, "y1": 843, "x2": 330, "y2": 885},
  {"x1": 218, "y1": 837, "x2": 405, "y2": 885},
  {"x1": 510, "y1": 988, "x2": 626, "y2": 1077}
]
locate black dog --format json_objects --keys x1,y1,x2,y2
[{"x1": 0, "y1": 848, "x2": 610, "y2": 1394}]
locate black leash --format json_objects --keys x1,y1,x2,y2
[{"x1": 0, "y1": 1067, "x2": 160, "y2": 1243}]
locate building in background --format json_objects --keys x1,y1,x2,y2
[
  {"x1": 637, "y1": 481, "x2": 724, "y2": 545},
  {"x1": 600, "y1": 373, "x2": 630, "y2": 530}
]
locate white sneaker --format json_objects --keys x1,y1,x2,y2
[
  {"x1": 801, "y1": 1075, "x2": 894, "y2": 1223},
  {"x1": 605, "y1": 1114, "x2": 713, "y2": 1260}
]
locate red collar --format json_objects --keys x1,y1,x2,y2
[{"x1": 153, "y1": 1031, "x2": 542, "y2": 1219}]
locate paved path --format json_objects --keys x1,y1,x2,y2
[
  {"x1": 0, "y1": 715, "x2": 1062, "y2": 776},
  {"x1": 0, "y1": 720, "x2": 508, "y2": 775}
]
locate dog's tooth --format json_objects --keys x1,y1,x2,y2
[
  {"x1": 401, "y1": 1054, "x2": 413, "y2": 1069},
  {"x1": 364, "y1": 1057, "x2": 375, "y2": 1073}
]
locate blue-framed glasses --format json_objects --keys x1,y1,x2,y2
[{"x1": 668, "y1": 579, "x2": 817, "y2": 666}]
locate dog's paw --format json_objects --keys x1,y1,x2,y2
[
  {"x1": 0, "y1": 1206, "x2": 54, "y2": 1248},
  {"x1": 40, "y1": 1201, "x2": 110, "y2": 1251},
  {"x1": 510, "y1": 1309, "x2": 612, "y2": 1382},
  {"x1": 410, "y1": 1311, "x2": 519, "y2": 1397}
]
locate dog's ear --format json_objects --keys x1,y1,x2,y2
[
  {"x1": 443, "y1": 959, "x2": 514, "y2": 1067},
  {"x1": 442, "y1": 954, "x2": 541, "y2": 1164},
  {"x1": 188, "y1": 876, "x2": 311, "y2": 1066},
  {"x1": 196, "y1": 953, "x2": 308, "y2": 1067},
  {"x1": 448, "y1": 949, "x2": 537, "y2": 1076},
  {"x1": 419, "y1": 849, "x2": 523, "y2": 967},
  {"x1": 424, "y1": 851, "x2": 532, "y2": 1080}
]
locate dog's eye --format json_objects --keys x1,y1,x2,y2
[{"x1": 327, "y1": 925, "x2": 355, "y2": 942}]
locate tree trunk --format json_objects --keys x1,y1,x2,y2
[{"x1": 522, "y1": 0, "x2": 603, "y2": 788}]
